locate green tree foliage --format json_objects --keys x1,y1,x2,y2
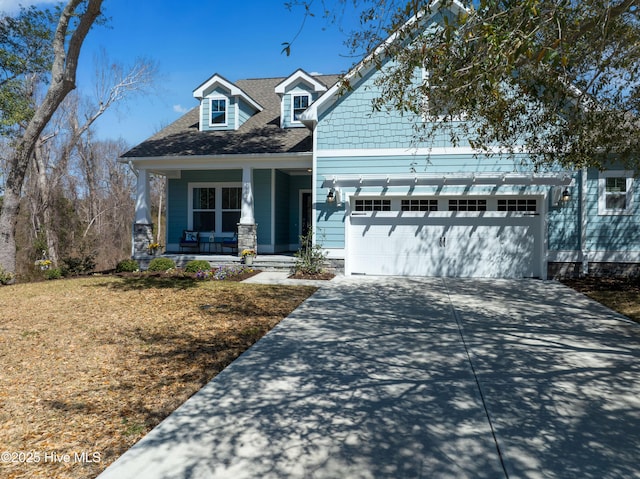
[
  {"x1": 0, "y1": 6, "x2": 56, "y2": 133},
  {"x1": 297, "y1": 0, "x2": 640, "y2": 170},
  {"x1": 0, "y1": 0, "x2": 104, "y2": 277}
]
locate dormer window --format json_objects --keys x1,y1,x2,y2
[
  {"x1": 292, "y1": 94, "x2": 310, "y2": 122},
  {"x1": 210, "y1": 98, "x2": 227, "y2": 126}
]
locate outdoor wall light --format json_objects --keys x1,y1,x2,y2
[
  {"x1": 326, "y1": 188, "x2": 335, "y2": 203},
  {"x1": 326, "y1": 187, "x2": 341, "y2": 205},
  {"x1": 552, "y1": 185, "x2": 571, "y2": 207}
]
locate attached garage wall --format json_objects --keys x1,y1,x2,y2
[{"x1": 346, "y1": 195, "x2": 544, "y2": 278}]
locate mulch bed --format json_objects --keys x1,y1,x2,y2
[
  {"x1": 288, "y1": 271, "x2": 335, "y2": 281},
  {"x1": 561, "y1": 276, "x2": 640, "y2": 323}
]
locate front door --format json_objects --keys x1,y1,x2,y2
[{"x1": 301, "y1": 191, "x2": 312, "y2": 237}]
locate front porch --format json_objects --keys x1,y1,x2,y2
[{"x1": 158, "y1": 252, "x2": 297, "y2": 272}]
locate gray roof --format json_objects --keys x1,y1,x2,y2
[{"x1": 122, "y1": 74, "x2": 341, "y2": 159}]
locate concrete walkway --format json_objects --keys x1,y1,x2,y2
[{"x1": 98, "y1": 277, "x2": 640, "y2": 479}]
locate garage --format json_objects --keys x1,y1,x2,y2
[{"x1": 346, "y1": 196, "x2": 544, "y2": 278}]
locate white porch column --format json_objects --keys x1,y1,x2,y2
[
  {"x1": 240, "y1": 166, "x2": 255, "y2": 224},
  {"x1": 135, "y1": 168, "x2": 152, "y2": 224}
]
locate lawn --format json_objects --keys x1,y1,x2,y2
[
  {"x1": 562, "y1": 276, "x2": 640, "y2": 323},
  {"x1": 0, "y1": 276, "x2": 316, "y2": 479}
]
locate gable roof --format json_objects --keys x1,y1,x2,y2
[
  {"x1": 275, "y1": 69, "x2": 329, "y2": 95},
  {"x1": 192, "y1": 73, "x2": 263, "y2": 112},
  {"x1": 300, "y1": 0, "x2": 466, "y2": 126},
  {"x1": 122, "y1": 74, "x2": 340, "y2": 159}
]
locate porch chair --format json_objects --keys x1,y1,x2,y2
[
  {"x1": 221, "y1": 233, "x2": 238, "y2": 253},
  {"x1": 179, "y1": 230, "x2": 200, "y2": 252}
]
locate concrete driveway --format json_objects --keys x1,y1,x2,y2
[{"x1": 98, "y1": 278, "x2": 640, "y2": 479}]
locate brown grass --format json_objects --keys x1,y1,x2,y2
[
  {"x1": 561, "y1": 276, "x2": 640, "y2": 323},
  {"x1": 0, "y1": 276, "x2": 316, "y2": 479}
]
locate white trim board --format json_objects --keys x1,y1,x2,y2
[{"x1": 316, "y1": 146, "x2": 530, "y2": 157}]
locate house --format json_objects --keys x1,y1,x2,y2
[{"x1": 122, "y1": 1, "x2": 640, "y2": 279}]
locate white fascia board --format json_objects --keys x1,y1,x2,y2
[
  {"x1": 275, "y1": 68, "x2": 329, "y2": 95},
  {"x1": 122, "y1": 152, "x2": 312, "y2": 171},
  {"x1": 193, "y1": 73, "x2": 263, "y2": 112},
  {"x1": 316, "y1": 146, "x2": 531, "y2": 157},
  {"x1": 300, "y1": 0, "x2": 467, "y2": 125}
]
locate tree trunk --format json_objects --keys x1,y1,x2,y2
[
  {"x1": 0, "y1": 0, "x2": 103, "y2": 275},
  {"x1": 33, "y1": 140, "x2": 59, "y2": 266}
]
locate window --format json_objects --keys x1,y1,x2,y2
[
  {"x1": 354, "y1": 199, "x2": 391, "y2": 211},
  {"x1": 189, "y1": 183, "x2": 242, "y2": 232},
  {"x1": 221, "y1": 187, "x2": 242, "y2": 232},
  {"x1": 401, "y1": 199, "x2": 438, "y2": 211},
  {"x1": 605, "y1": 177, "x2": 628, "y2": 209},
  {"x1": 210, "y1": 98, "x2": 227, "y2": 125},
  {"x1": 193, "y1": 187, "x2": 216, "y2": 231},
  {"x1": 497, "y1": 199, "x2": 537, "y2": 212},
  {"x1": 448, "y1": 199, "x2": 487, "y2": 211},
  {"x1": 292, "y1": 94, "x2": 310, "y2": 122},
  {"x1": 599, "y1": 171, "x2": 634, "y2": 215}
]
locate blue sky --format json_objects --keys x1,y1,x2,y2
[{"x1": 3, "y1": 0, "x2": 364, "y2": 146}]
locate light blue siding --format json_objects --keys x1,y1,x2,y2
[
  {"x1": 274, "y1": 171, "x2": 290, "y2": 250},
  {"x1": 238, "y1": 99, "x2": 254, "y2": 127},
  {"x1": 167, "y1": 170, "x2": 242, "y2": 245},
  {"x1": 315, "y1": 154, "x2": 555, "y2": 248},
  {"x1": 316, "y1": 64, "x2": 469, "y2": 151},
  {"x1": 253, "y1": 169, "x2": 272, "y2": 246},
  {"x1": 585, "y1": 168, "x2": 640, "y2": 252},
  {"x1": 288, "y1": 175, "x2": 312, "y2": 244},
  {"x1": 547, "y1": 176, "x2": 581, "y2": 251},
  {"x1": 201, "y1": 87, "x2": 235, "y2": 131},
  {"x1": 282, "y1": 85, "x2": 319, "y2": 129}
]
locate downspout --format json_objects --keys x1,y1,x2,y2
[{"x1": 581, "y1": 167, "x2": 589, "y2": 275}]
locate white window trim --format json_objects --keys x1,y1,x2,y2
[
  {"x1": 188, "y1": 182, "x2": 242, "y2": 234},
  {"x1": 209, "y1": 96, "x2": 228, "y2": 127},
  {"x1": 291, "y1": 93, "x2": 311, "y2": 124},
  {"x1": 598, "y1": 170, "x2": 634, "y2": 216}
]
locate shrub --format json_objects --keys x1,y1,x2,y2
[
  {"x1": 61, "y1": 252, "x2": 96, "y2": 276},
  {"x1": 116, "y1": 259, "x2": 139, "y2": 273},
  {"x1": 44, "y1": 268, "x2": 62, "y2": 280},
  {"x1": 184, "y1": 259, "x2": 212, "y2": 273},
  {"x1": 293, "y1": 228, "x2": 328, "y2": 275},
  {"x1": 147, "y1": 257, "x2": 176, "y2": 272},
  {"x1": 0, "y1": 266, "x2": 15, "y2": 285}
]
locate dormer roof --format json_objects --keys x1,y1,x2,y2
[
  {"x1": 193, "y1": 73, "x2": 264, "y2": 112},
  {"x1": 274, "y1": 69, "x2": 329, "y2": 95},
  {"x1": 122, "y1": 74, "x2": 340, "y2": 159}
]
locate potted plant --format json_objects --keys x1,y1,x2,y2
[
  {"x1": 147, "y1": 242, "x2": 162, "y2": 255},
  {"x1": 241, "y1": 249, "x2": 256, "y2": 265}
]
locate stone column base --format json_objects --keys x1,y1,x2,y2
[
  {"x1": 132, "y1": 223, "x2": 154, "y2": 259},
  {"x1": 237, "y1": 223, "x2": 257, "y2": 256}
]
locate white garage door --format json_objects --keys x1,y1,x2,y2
[{"x1": 347, "y1": 197, "x2": 543, "y2": 278}]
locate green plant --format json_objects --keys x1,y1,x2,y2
[
  {"x1": 34, "y1": 259, "x2": 52, "y2": 270},
  {"x1": 116, "y1": 259, "x2": 139, "y2": 273},
  {"x1": 293, "y1": 228, "x2": 328, "y2": 275},
  {"x1": 0, "y1": 266, "x2": 15, "y2": 285},
  {"x1": 147, "y1": 257, "x2": 176, "y2": 272},
  {"x1": 61, "y1": 252, "x2": 96, "y2": 276},
  {"x1": 44, "y1": 268, "x2": 62, "y2": 280},
  {"x1": 184, "y1": 259, "x2": 211, "y2": 273}
]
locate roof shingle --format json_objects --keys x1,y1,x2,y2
[{"x1": 122, "y1": 74, "x2": 340, "y2": 158}]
